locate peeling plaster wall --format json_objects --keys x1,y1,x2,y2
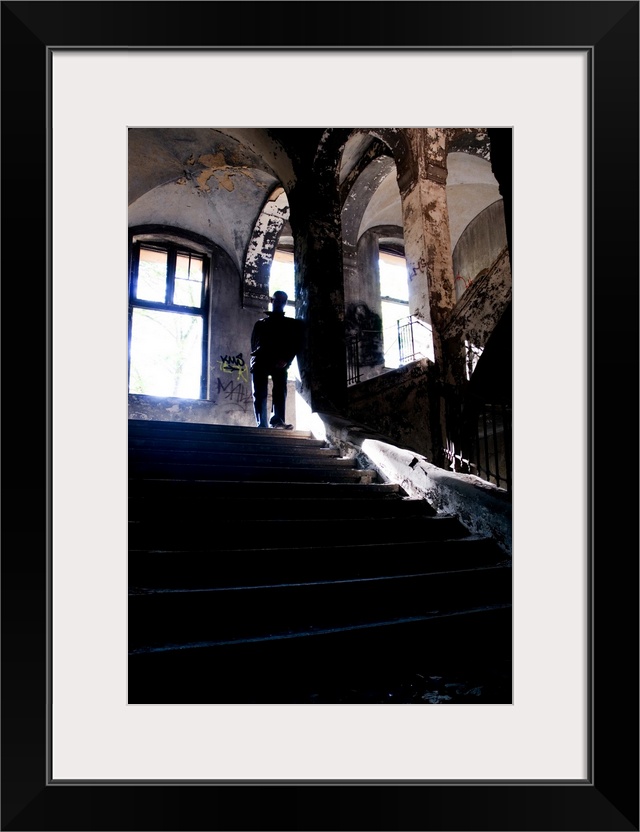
[
  {"x1": 243, "y1": 188, "x2": 290, "y2": 306},
  {"x1": 452, "y1": 199, "x2": 508, "y2": 298},
  {"x1": 129, "y1": 395, "x2": 223, "y2": 424},
  {"x1": 205, "y1": 249, "x2": 252, "y2": 425},
  {"x1": 445, "y1": 248, "x2": 512, "y2": 351},
  {"x1": 128, "y1": 379, "x2": 298, "y2": 427}
]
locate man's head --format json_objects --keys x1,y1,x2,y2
[{"x1": 271, "y1": 291, "x2": 288, "y2": 313}]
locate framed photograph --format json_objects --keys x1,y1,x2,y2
[{"x1": 2, "y1": 1, "x2": 638, "y2": 830}]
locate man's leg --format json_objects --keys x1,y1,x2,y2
[
  {"x1": 269, "y1": 369, "x2": 290, "y2": 427},
  {"x1": 251, "y1": 369, "x2": 269, "y2": 427}
]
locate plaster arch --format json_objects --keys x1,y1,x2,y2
[
  {"x1": 128, "y1": 128, "x2": 296, "y2": 272},
  {"x1": 445, "y1": 152, "x2": 504, "y2": 251},
  {"x1": 242, "y1": 186, "x2": 291, "y2": 308}
]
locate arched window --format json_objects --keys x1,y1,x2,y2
[{"x1": 128, "y1": 229, "x2": 211, "y2": 399}]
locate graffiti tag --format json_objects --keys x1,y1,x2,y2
[
  {"x1": 216, "y1": 378, "x2": 253, "y2": 410},
  {"x1": 218, "y1": 353, "x2": 248, "y2": 383}
]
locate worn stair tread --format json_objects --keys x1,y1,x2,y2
[
  {"x1": 128, "y1": 464, "x2": 378, "y2": 482},
  {"x1": 129, "y1": 569, "x2": 509, "y2": 598},
  {"x1": 128, "y1": 479, "x2": 403, "y2": 496},
  {"x1": 129, "y1": 602, "x2": 512, "y2": 655},
  {"x1": 129, "y1": 438, "x2": 331, "y2": 455},
  {"x1": 129, "y1": 532, "x2": 491, "y2": 559},
  {"x1": 127, "y1": 564, "x2": 512, "y2": 642},
  {"x1": 128, "y1": 533, "x2": 507, "y2": 563},
  {"x1": 128, "y1": 495, "x2": 436, "y2": 520},
  {"x1": 128, "y1": 515, "x2": 467, "y2": 550},
  {"x1": 128, "y1": 418, "x2": 312, "y2": 436},
  {"x1": 128, "y1": 533, "x2": 499, "y2": 555},
  {"x1": 129, "y1": 449, "x2": 350, "y2": 467},
  {"x1": 127, "y1": 418, "x2": 512, "y2": 703},
  {"x1": 130, "y1": 561, "x2": 512, "y2": 595},
  {"x1": 127, "y1": 605, "x2": 512, "y2": 704},
  {"x1": 127, "y1": 538, "x2": 508, "y2": 590},
  {"x1": 129, "y1": 549, "x2": 508, "y2": 594}
]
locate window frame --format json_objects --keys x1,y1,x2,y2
[{"x1": 128, "y1": 229, "x2": 212, "y2": 400}]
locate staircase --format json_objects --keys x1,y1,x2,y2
[{"x1": 128, "y1": 419, "x2": 512, "y2": 704}]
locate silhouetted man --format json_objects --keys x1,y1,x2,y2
[{"x1": 250, "y1": 291, "x2": 303, "y2": 429}]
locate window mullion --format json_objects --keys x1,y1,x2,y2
[
  {"x1": 166, "y1": 247, "x2": 177, "y2": 305},
  {"x1": 129, "y1": 242, "x2": 141, "y2": 301}
]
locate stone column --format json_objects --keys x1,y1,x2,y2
[
  {"x1": 400, "y1": 128, "x2": 464, "y2": 383},
  {"x1": 290, "y1": 186, "x2": 347, "y2": 415}
]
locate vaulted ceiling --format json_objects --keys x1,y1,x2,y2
[{"x1": 128, "y1": 128, "x2": 501, "y2": 269}]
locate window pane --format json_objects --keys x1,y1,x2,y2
[
  {"x1": 129, "y1": 308, "x2": 203, "y2": 398},
  {"x1": 174, "y1": 253, "x2": 204, "y2": 307},
  {"x1": 379, "y1": 253, "x2": 409, "y2": 302},
  {"x1": 269, "y1": 252, "x2": 297, "y2": 317},
  {"x1": 381, "y1": 301, "x2": 403, "y2": 369},
  {"x1": 136, "y1": 247, "x2": 167, "y2": 302}
]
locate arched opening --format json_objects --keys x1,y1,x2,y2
[
  {"x1": 341, "y1": 141, "x2": 431, "y2": 383},
  {"x1": 242, "y1": 186, "x2": 291, "y2": 309}
]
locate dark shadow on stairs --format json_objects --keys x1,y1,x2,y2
[{"x1": 128, "y1": 419, "x2": 512, "y2": 704}]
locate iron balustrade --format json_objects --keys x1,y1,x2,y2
[
  {"x1": 346, "y1": 330, "x2": 511, "y2": 491},
  {"x1": 347, "y1": 316, "x2": 433, "y2": 385},
  {"x1": 346, "y1": 334, "x2": 361, "y2": 386},
  {"x1": 397, "y1": 315, "x2": 433, "y2": 365},
  {"x1": 443, "y1": 387, "x2": 512, "y2": 492}
]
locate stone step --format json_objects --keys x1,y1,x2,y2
[
  {"x1": 127, "y1": 417, "x2": 512, "y2": 705},
  {"x1": 128, "y1": 565, "x2": 512, "y2": 652},
  {"x1": 128, "y1": 479, "x2": 404, "y2": 500},
  {"x1": 128, "y1": 535, "x2": 507, "y2": 590},
  {"x1": 129, "y1": 435, "x2": 332, "y2": 455},
  {"x1": 127, "y1": 605, "x2": 512, "y2": 704},
  {"x1": 128, "y1": 514, "x2": 467, "y2": 550},
  {"x1": 128, "y1": 462, "x2": 378, "y2": 483},
  {"x1": 129, "y1": 419, "x2": 313, "y2": 441},
  {"x1": 128, "y1": 494, "x2": 436, "y2": 521},
  {"x1": 128, "y1": 447, "x2": 349, "y2": 467}
]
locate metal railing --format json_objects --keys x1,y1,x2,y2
[
  {"x1": 346, "y1": 334, "x2": 361, "y2": 386},
  {"x1": 443, "y1": 387, "x2": 512, "y2": 492},
  {"x1": 397, "y1": 315, "x2": 433, "y2": 365},
  {"x1": 346, "y1": 330, "x2": 511, "y2": 491},
  {"x1": 347, "y1": 316, "x2": 434, "y2": 385}
]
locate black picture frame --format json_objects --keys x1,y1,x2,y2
[{"x1": 2, "y1": 2, "x2": 638, "y2": 830}]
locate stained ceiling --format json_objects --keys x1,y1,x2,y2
[{"x1": 128, "y1": 128, "x2": 501, "y2": 269}]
